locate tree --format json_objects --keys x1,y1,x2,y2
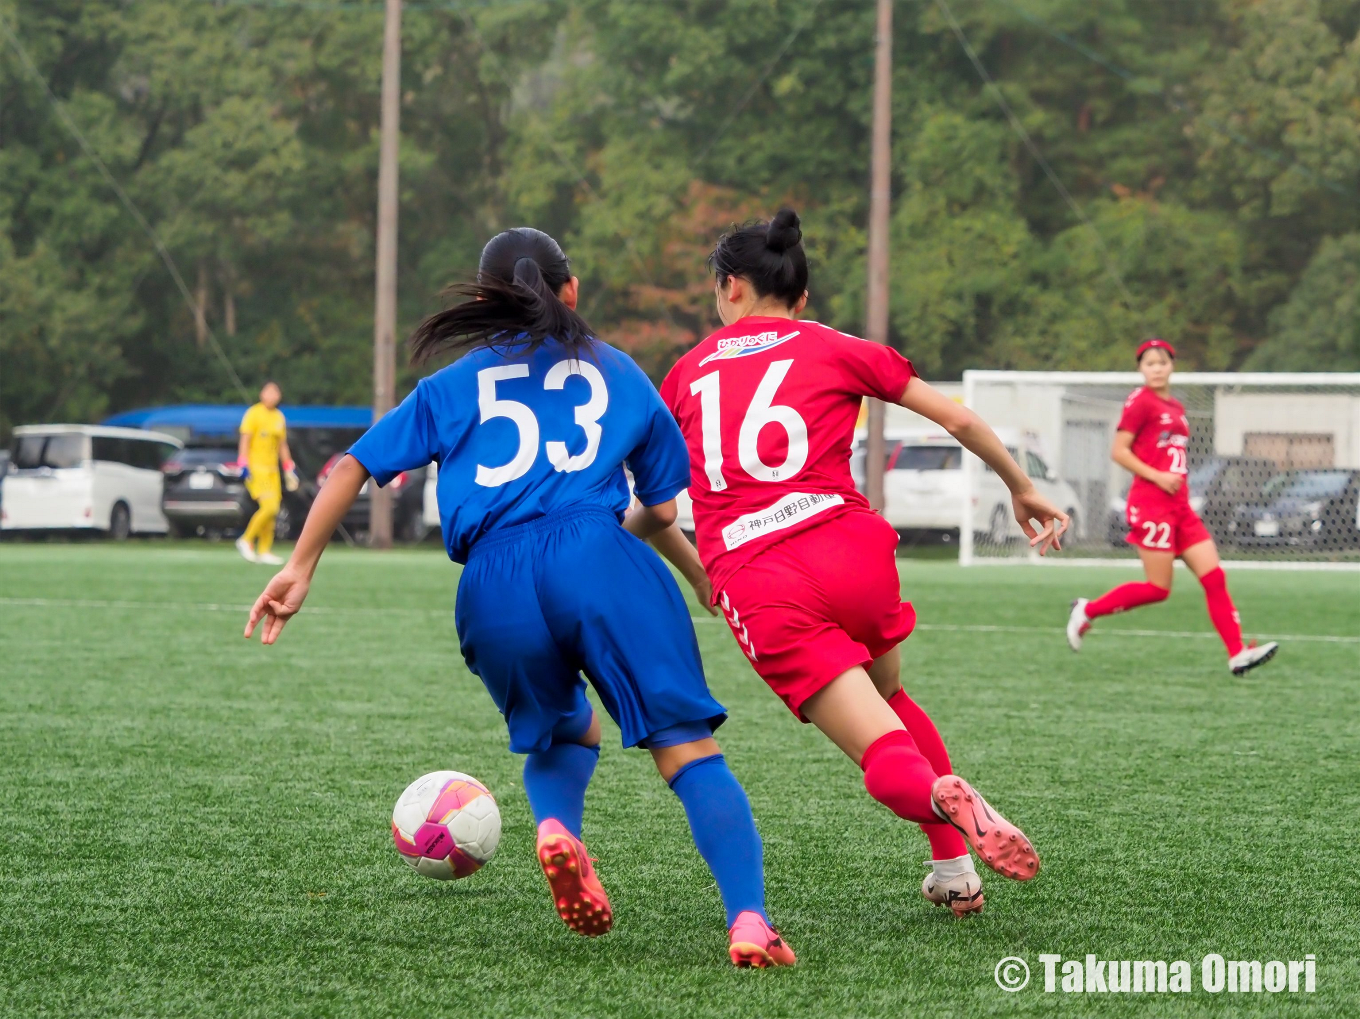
[
  {"x1": 2, "y1": 0, "x2": 1357, "y2": 444},
  {"x1": 1247, "y1": 232, "x2": 1360, "y2": 370}
]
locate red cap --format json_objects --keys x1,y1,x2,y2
[{"x1": 1136, "y1": 337, "x2": 1176, "y2": 362}]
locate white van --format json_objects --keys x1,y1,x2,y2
[{"x1": 2, "y1": 425, "x2": 182, "y2": 539}]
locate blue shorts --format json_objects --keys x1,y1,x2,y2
[{"x1": 455, "y1": 506, "x2": 726, "y2": 754}]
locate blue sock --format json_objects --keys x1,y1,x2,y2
[
  {"x1": 522, "y1": 742, "x2": 599, "y2": 839},
  {"x1": 668, "y1": 754, "x2": 766, "y2": 926}
]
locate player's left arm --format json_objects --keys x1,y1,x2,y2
[
  {"x1": 898, "y1": 376, "x2": 1068, "y2": 555},
  {"x1": 626, "y1": 499, "x2": 716, "y2": 614},
  {"x1": 279, "y1": 434, "x2": 299, "y2": 492},
  {"x1": 623, "y1": 497, "x2": 677, "y2": 540},
  {"x1": 245, "y1": 454, "x2": 368, "y2": 644},
  {"x1": 623, "y1": 362, "x2": 712, "y2": 597},
  {"x1": 236, "y1": 412, "x2": 254, "y2": 479}
]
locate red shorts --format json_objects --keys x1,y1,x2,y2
[
  {"x1": 1125, "y1": 487, "x2": 1211, "y2": 556},
  {"x1": 716, "y1": 509, "x2": 915, "y2": 721}
]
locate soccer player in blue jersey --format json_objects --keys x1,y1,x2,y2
[{"x1": 243, "y1": 228, "x2": 794, "y2": 968}]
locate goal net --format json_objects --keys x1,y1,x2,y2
[{"x1": 957, "y1": 371, "x2": 1360, "y2": 569}]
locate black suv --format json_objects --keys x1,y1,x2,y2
[
  {"x1": 1106, "y1": 456, "x2": 1274, "y2": 546},
  {"x1": 161, "y1": 447, "x2": 310, "y2": 540},
  {"x1": 1230, "y1": 469, "x2": 1360, "y2": 550},
  {"x1": 316, "y1": 453, "x2": 431, "y2": 542}
]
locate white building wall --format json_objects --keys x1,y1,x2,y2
[
  {"x1": 967, "y1": 382, "x2": 1067, "y2": 462},
  {"x1": 882, "y1": 382, "x2": 962, "y2": 432},
  {"x1": 1214, "y1": 392, "x2": 1360, "y2": 468}
]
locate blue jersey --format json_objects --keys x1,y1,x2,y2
[{"x1": 348, "y1": 339, "x2": 690, "y2": 562}]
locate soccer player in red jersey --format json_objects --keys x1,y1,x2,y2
[
  {"x1": 656, "y1": 209, "x2": 1069, "y2": 916},
  {"x1": 1067, "y1": 339, "x2": 1279, "y2": 674}
]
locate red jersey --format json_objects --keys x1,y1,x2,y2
[
  {"x1": 1117, "y1": 386, "x2": 1190, "y2": 501},
  {"x1": 659, "y1": 317, "x2": 916, "y2": 593}
]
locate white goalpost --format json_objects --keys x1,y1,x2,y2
[{"x1": 957, "y1": 371, "x2": 1360, "y2": 571}]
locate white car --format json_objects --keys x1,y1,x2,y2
[
  {"x1": 673, "y1": 428, "x2": 1081, "y2": 544},
  {"x1": 423, "y1": 464, "x2": 440, "y2": 534},
  {"x1": 2, "y1": 425, "x2": 182, "y2": 539},
  {"x1": 856, "y1": 429, "x2": 1082, "y2": 543}
]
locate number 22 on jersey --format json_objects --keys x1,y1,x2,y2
[
  {"x1": 475, "y1": 360, "x2": 608, "y2": 487},
  {"x1": 690, "y1": 359, "x2": 809, "y2": 490}
]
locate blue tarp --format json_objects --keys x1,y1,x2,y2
[{"x1": 103, "y1": 404, "x2": 372, "y2": 435}]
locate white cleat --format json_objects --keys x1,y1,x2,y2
[
  {"x1": 1229, "y1": 641, "x2": 1278, "y2": 676},
  {"x1": 257, "y1": 552, "x2": 284, "y2": 566},
  {"x1": 235, "y1": 537, "x2": 258, "y2": 563},
  {"x1": 1067, "y1": 598, "x2": 1091, "y2": 651},
  {"x1": 921, "y1": 855, "x2": 984, "y2": 917}
]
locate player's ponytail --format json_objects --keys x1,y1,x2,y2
[
  {"x1": 708, "y1": 207, "x2": 809, "y2": 308},
  {"x1": 409, "y1": 227, "x2": 595, "y2": 364}
]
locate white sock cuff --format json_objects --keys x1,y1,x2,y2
[{"x1": 929, "y1": 854, "x2": 976, "y2": 880}]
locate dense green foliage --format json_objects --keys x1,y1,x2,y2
[
  {"x1": 2, "y1": 0, "x2": 1358, "y2": 435},
  {"x1": 2, "y1": 545, "x2": 1359, "y2": 1016}
]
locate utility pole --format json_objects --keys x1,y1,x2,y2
[
  {"x1": 370, "y1": 0, "x2": 401, "y2": 548},
  {"x1": 864, "y1": 0, "x2": 893, "y2": 513}
]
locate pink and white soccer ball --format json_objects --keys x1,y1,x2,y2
[{"x1": 392, "y1": 771, "x2": 502, "y2": 880}]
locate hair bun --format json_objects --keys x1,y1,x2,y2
[{"x1": 765, "y1": 208, "x2": 802, "y2": 253}]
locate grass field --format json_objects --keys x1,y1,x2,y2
[{"x1": 2, "y1": 542, "x2": 1357, "y2": 1018}]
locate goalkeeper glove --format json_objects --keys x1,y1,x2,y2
[{"x1": 283, "y1": 460, "x2": 300, "y2": 492}]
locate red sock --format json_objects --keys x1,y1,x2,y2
[
  {"x1": 887, "y1": 690, "x2": 968, "y2": 859},
  {"x1": 1198, "y1": 567, "x2": 1243, "y2": 657},
  {"x1": 1086, "y1": 581, "x2": 1169, "y2": 619},
  {"x1": 860, "y1": 730, "x2": 940, "y2": 825}
]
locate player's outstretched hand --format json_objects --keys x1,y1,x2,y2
[
  {"x1": 245, "y1": 567, "x2": 311, "y2": 645},
  {"x1": 1012, "y1": 488, "x2": 1069, "y2": 556}
]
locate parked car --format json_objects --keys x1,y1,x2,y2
[
  {"x1": 423, "y1": 464, "x2": 440, "y2": 536},
  {"x1": 1229, "y1": 469, "x2": 1360, "y2": 549},
  {"x1": 855, "y1": 429, "x2": 1082, "y2": 544},
  {"x1": 317, "y1": 454, "x2": 431, "y2": 542},
  {"x1": 2, "y1": 425, "x2": 181, "y2": 538},
  {"x1": 0, "y1": 450, "x2": 9, "y2": 518},
  {"x1": 1105, "y1": 455, "x2": 1274, "y2": 547},
  {"x1": 675, "y1": 428, "x2": 1082, "y2": 544},
  {"x1": 160, "y1": 446, "x2": 310, "y2": 540}
]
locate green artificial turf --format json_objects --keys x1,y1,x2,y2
[{"x1": 1, "y1": 543, "x2": 1357, "y2": 1017}]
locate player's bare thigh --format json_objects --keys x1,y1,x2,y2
[
  {"x1": 1179, "y1": 538, "x2": 1221, "y2": 579},
  {"x1": 802, "y1": 665, "x2": 906, "y2": 763},
  {"x1": 867, "y1": 645, "x2": 903, "y2": 700},
  {"x1": 1137, "y1": 546, "x2": 1176, "y2": 589}
]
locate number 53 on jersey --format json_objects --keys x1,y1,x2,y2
[{"x1": 475, "y1": 360, "x2": 609, "y2": 487}]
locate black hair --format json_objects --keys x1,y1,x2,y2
[
  {"x1": 708, "y1": 207, "x2": 808, "y2": 309},
  {"x1": 409, "y1": 227, "x2": 594, "y2": 364}
]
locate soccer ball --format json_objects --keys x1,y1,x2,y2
[{"x1": 392, "y1": 771, "x2": 502, "y2": 880}]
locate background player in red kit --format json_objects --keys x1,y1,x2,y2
[
  {"x1": 658, "y1": 209, "x2": 1069, "y2": 917},
  {"x1": 1067, "y1": 340, "x2": 1279, "y2": 674}
]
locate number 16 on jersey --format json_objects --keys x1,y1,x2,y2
[{"x1": 690, "y1": 360, "x2": 809, "y2": 490}]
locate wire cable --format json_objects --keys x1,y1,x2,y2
[
  {"x1": 217, "y1": 0, "x2": 498, "y2": 10},
  {"x1": 993, "y1": 0, "x2": 1352, "y2": 200},
  {"x1": 0, "y1": 15, "x2": 252, "y2": 401},
  {"x1": 934, "y1": 0, "x2": 1138, "y2": 310},
  {"x1": 692, "y1": 0, "x2": 827, "y2": 171},
  {"x1": 454, "y1": 3, "x2": 822, "y2": 330}
]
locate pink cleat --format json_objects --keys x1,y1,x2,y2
[
  {"x1": 728, "y1": 910, "x2": 796, "y2": 968},
  {"x1": 536, "y1": 819, "x2": 612, "y2": 937},
  {"x1": 931, "y1": 775, "x2": 1040, "y2": 882}
]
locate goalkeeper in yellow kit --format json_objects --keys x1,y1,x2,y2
[{"x1": 234, "y1": 382, "x2": 299, "y2": 565}]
